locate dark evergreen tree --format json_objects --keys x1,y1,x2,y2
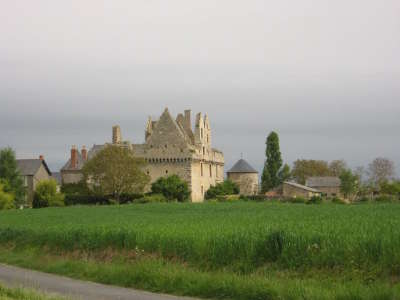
[
  {"x1": 261, "y1": 132, "x2": 283, "y2": 192},
  {"x1": 0, "y1": 147, "x2": 25, "y2": 206}
]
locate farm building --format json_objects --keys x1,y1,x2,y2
[
  {"x1": 306, "y1": 177, "x2": 341, "y2": 197},
  {"x1": 283, "y1": 181, "x2": 321, "y2": 199}
]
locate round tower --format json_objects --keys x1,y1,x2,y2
[{"x1": 227, "y1": 159, "x2": 259, "y2": 195}]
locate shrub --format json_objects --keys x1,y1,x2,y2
[
  {"x1": 136, "y1": 194, "x2": 167, "y2": 204},
  {"x1": 307, "y1": 195, "x2": 323, "y2": 205},
  {"x1": 331, "y1": 197, "x2": 346, "y2": 204},
  {"x1": 215, "y1": 195, "x2": 240, "y2": 202},
  {"x1": 64, "y1": 194, "x2": 110, "y2": 206},
  {"x1": 119, "y1": 193, "x2": 144, "y2": 204},
  {"x1": 151, "y1": 175, "x2": 190, "y2": 202},
  {"x1": 205, "y1": 180, "x2": 239, "y2": 200},
  {"x1": 287, "y1": 197, "x2": 307, "y2": 204},
  {"x1": 61, "y1": 180, "x2": 90, "y2": 196},
  {"x1": 33, "y1": 179, "x2": 64, "y2": 208},
  {"x1": 0, "y1": 182, "x2": 14, "y2": 210},
  {"x1": 374, "y1": 195, "x2": 395, "y2": 203},
  {"x1": 242, "y1": 194, "x2": 270, "y2": 202}
]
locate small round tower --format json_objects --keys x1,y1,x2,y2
[{"x1": 227, "y1": 159, "x2": 259, "y2": 195}]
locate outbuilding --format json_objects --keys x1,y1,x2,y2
[{"x1": 227, "y1": 159, "x2": 259, "y2": 195}]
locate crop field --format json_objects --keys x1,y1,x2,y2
[{"x1": 1, "y1": 202, "x2": 400, "y2": 299}]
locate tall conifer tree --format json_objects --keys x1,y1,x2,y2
[{"x1": 261, "y1": 131, "x2": 283, "y2": 192}]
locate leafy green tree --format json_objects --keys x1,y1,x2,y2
[
  {"x1": 205, "y1": 179, "x2": 240, "y2": 200},
  {"x1": 339, "y1": 169, "x2": 359, "y2": 200},
  {"x1": 380, "y1": 181, "x2": 400, "y2": 196},
  {"x1": 61, "y1": 180, "x2": 90, "y2": 196},
  {"x1": 261, "y1": 131, "x2": 283, "y2": 192},
  {"x1": 0, "y1": 181, "x2": 14, "y2": 210},
  {"x1": 291, "y1": 159, "x2": 331, "y2": 185},
  {"x1": 82, "y1": 145, "x2": 150, "y2": 202},
  {"x1": 329, "y1": 160, "x2": 348, "y2": 177},
  {"x1": 151, "y1": 175, "x2": 190, "y2": 202},
  {"x1": 0, "y1": 147, "x2": 25, "y2": 206},
  {"x1": 33, "y1": 179, "x2": 65, "y2": 208},
  {"x1": 278, "y1": 163, "x2": 291, "y2": 183}
]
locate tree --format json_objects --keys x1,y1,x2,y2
[
  {"x1": 0, "y1": 147, "x2": 25, "y2": 206},
  {"x1": 151, "y1": 175, "x2": 190, "y2": 202},
  {"x1": 367, "y1": 157, "x2": 395, "y2": 187},
  {"x1": 0, "y1": 181, "x2": 14, "y2": 210},
  {"x1": 261, "y1": 131, "x2": 283, "y2": 192},
  {"x1": 205, "y1": 180, "x2": 239, "y2": 200},
  {"x1": 278, "y1": 163, "x2": 291, "y2": 183},
  {"x1": 329, "y1": 160, "x2": 348, "y2": 177},
  {"x1": 33, "y1": 179, "x2": 65, "y2": 208},
  {"x1": 82, "y1": 145, "x2": 150, "y2": 202},
  {"x1": 291, "y1": 159, "x2": 331, "y2": 185},
  {"x1": 339, "y1": 169, "x2": 359, "y2": 200}
]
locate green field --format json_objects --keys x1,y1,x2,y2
[
  {"x1": 0, "y1": 283, "x2": 67, "y2": 300},
  {"x1": 1, "y1": 202, "x2": 400, "y2": 299}
]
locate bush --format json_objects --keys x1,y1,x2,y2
[
  {"x1": 286, "y1": 197, "x2": 307, "y2": 204},
  {"x1": 33, "y1": 179, "x2": 65, "y2": 208},
  {"x1": 0, "y1": 182, "x2": 14, "y2": 210},
  {"x1": 64, "y1": 194, "x2": 110, "y2": 206},
  {"x1": 119, "y1": 193, "x2": 144, "y2": 204},
  {"x1": 215, "y1": 195, "x2": 240, "y2": 202},
  {"x1": 205, "y1": 180, "x2": 239, "y2": 200},
  {"x1": 136, "y1": 194, "x2": 167, "y2": 204},
  {"x1": 61, "y1": 180, "x2": 90, "y2": 196},
  {"x1": 374, "y1": 195, "x2": 396, "y2": 203},
  {"x1": 307, "y1": 196, "x2": 323, "y2": 205},
  {"x1": 151, "y1": 175, "x2": 190, "y2": 202},
  {"x1": 331, "y1": 197, "x2": 346, "y2": 204}
]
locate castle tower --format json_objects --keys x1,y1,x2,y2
[{"x1": 112, "y1": 125, "x2": 121, "y2": 144}]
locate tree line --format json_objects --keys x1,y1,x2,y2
[{"x1": 261, "y1": 131, "x2": 398, "y2": 199}]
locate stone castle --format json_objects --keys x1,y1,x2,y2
[{"x1": 61, "y1": 108, "x2": 224, "y2": 202}]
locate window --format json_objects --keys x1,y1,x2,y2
[
  {"x1": 216, "y1": 165, "x2": 218, "y2": 177},
  {"x1": 203, "y1": 147, "x2": 205, "y2": 155},
  {"x1": 201, "y1": 128, "x2": 203, "y2": 139},
  {"x1": 201, "y1": 185, "x2": 204, "y2": 196},
  {"x1": 201, "y1": 163, "x2": 203, "y2": 176},
  {"x1": 146, "y1": 170, "x2": 150, "y2": 175},
  {"x1": 207, "y1": 135, "x2": 209, "y2": 143},
  {"x1": 166, "y1": 170, "x2": 168, "y2": 174},
  {"x1": 209, "y1": 164, "x2": 212, "y2": 177}
]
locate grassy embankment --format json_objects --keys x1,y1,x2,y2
[
  {"x1": 1, "y1": 202, "x2": 400, "y2": 299},
  {"x1": 0, "y1": 283, "x2": 67, "y2": 300}
]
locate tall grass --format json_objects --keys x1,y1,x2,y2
[{"x1": 0, "y1": 202, "x2": 400, "y2": 274}]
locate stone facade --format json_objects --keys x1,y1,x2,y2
[
  {"x1": 61, "y1": 108, "x2": 224, "y2": 202},
  {"x1": 305, "y1": 177, "x2": 341, "y2": 198},
  {"x1": 227, "y1": 159, "x2": 259, "y2": 195}
]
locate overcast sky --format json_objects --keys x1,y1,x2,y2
[{"x1": 1, "y1": 0, "x2": 399, "y2": 175}]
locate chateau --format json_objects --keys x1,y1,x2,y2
[{"x1": 61, "y1": 108, "x2": 224, "y2": 202}]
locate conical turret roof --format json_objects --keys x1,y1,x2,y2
[{"x1": 227, "y1": 159, "x2": 258, "y2": 174}]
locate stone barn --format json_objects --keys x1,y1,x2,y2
[{"x1": 227, "y1": 159, "x2": 259, "y2": 195}]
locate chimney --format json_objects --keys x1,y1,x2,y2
[
  {"x1": 70, "y1": 145, "x2": 78, "y2": 169},
  {"x1": 81, "y1": 145, "x2": 87, "y2": 161},
  {"x1": 112, "y1": 125, "x2": 121, "y2": 144},
  {"x1": 39, "y1": 155, "x2": 44, "y2": 161},
  {"x1": 184, "y1": 110, "x2": 191, "y2": 131}
]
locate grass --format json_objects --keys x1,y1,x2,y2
[
  {"x1": 0, "y1": 201, "x2": 400, "y2": 299},
  {"x1": 0, "y1": 283, "x2": 67, "y2": 300}
]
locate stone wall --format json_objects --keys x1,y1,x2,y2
[
  {"x1": 282, "y1": 183, "x2": 319, "y2": 198},
  {"x1": 228, "y1": 173, "x2": 258, "y2": 195}
]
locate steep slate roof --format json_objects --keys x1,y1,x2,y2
[
  {"x1": 16, "y1": 159, "x2": 51, "y2": 176},
  {"x1": 306, "y1": 177, "x2": 341, "y2": 188},
  {"x1": 227, "y1": 159, "x2": 258, "y2": 173},
  {"x1": 284, "y1": 181, "x2": 320, "y2": 192}
]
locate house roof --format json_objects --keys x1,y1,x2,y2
[
  {"x1": 284, "y1": 181, "x2": 320, "y2": 192},
  {"x1": 306, "y1": 177, "x2": 341, "y2": 188},
  {"x1": 16, "y1": 159, "x2": 51, "y2": 176},
  {"x1": 227, "y1": 159, "x2": 258, "y2": 173}
]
